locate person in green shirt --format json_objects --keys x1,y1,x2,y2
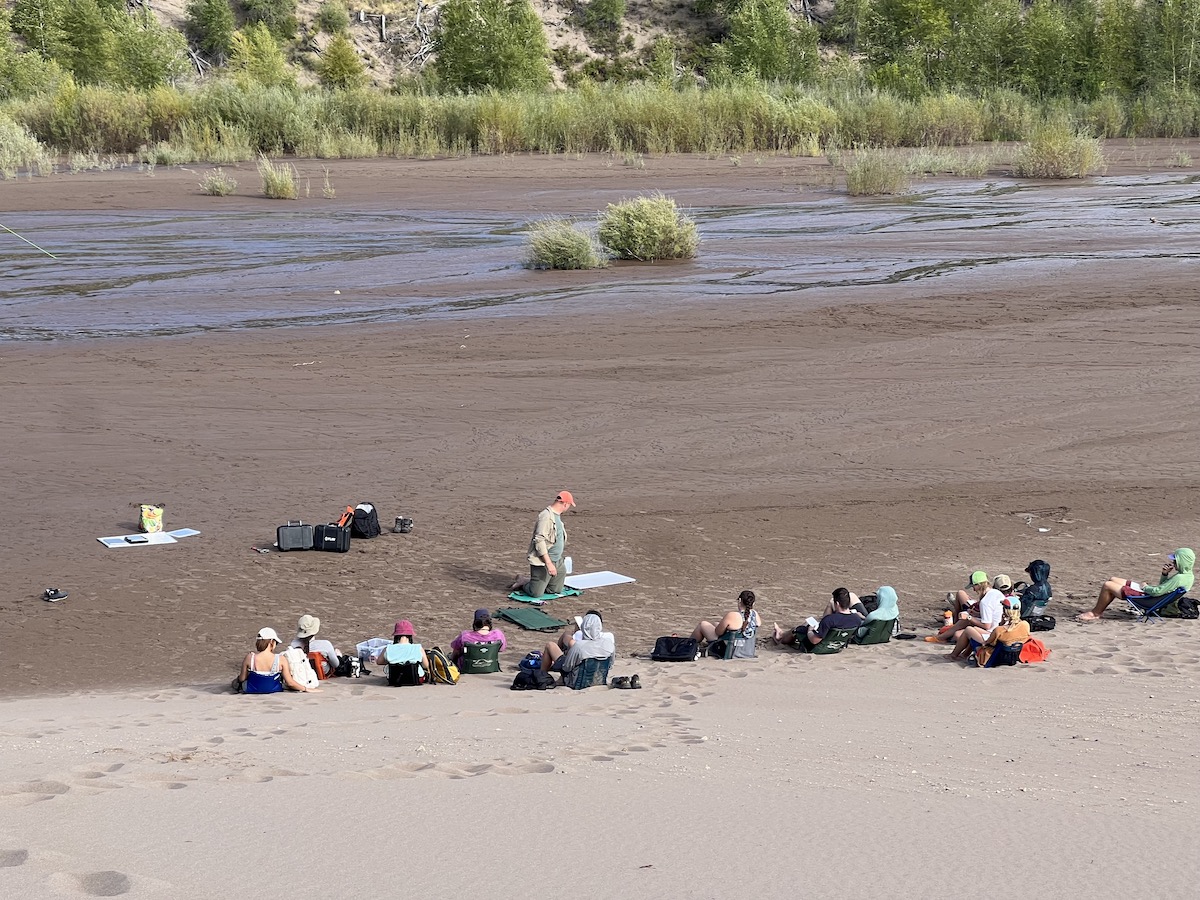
[{"x1": 1078, "y1": 547, "x2": 1194, "y2": 621}]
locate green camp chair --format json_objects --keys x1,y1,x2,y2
[
  {"x1": 565, "y1": 655, "x2": 612, "y2": 690},
  {"x1": 708, "y1": 628, "x2": 756, "y2": 659},
  {"x1": 461, "y1": 641, "x2": 501, "y2": 674},
  {"x1": 852, "y1": 618, "x2": 897, "y2": 645},
  {"x1": 800, "y1": 626, "x2": 857, "y2": 655}
]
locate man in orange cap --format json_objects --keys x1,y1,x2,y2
[{"x1": 513, "y1": 490, "x2": 576, "y2": 599}]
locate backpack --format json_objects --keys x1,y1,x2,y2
[
  {"x1": 387, "y1": 662, "x2": 423, "y2": 686},
  {"x1": 518, "y1": 651, "x2": 543, "y2": 673},
  {"x1": 651, "y1": 636, "x2": 698, "y2": 662},
  {"x1": 1159, "y1": 597, "x2": 1199, "y2": 619},
  {"x1": 281, "y1": 647, "x2": 319, "y2": 690},
  {"x1": 1019, "y1": 638, "x2": 1051, "y2": 663},
  {"x1": 427, "y1": 646, "x2": 460, "y2": 684},
  {"x1": 352, "y1": 502, "x2": 381, "y2": 539},
  {"x1": 859, "y1": 593, "x2": 879, "y2": 613},
  {"x1": 511, "y1": 668, "x2": 557, "y2": 690},
  {"x1": 1026, "y1": 615, "x2": 1056, "y2": 632}
]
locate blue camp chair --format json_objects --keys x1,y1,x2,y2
[
  {"x1": 565, "y1": 655, "x2": 612, "y2": 690},
  {"x1": 1122, "y1": 586, "x2": 1188, "y2": 623}
]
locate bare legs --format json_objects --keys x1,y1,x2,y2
[
  {"x1": 693, "y1": 611, "x2": 742, "y2": 643},
  {"x1": 771, "y1": 623, "x2": 799, "y2": 646},
  {"x1": 949, "y1": 626, "x2": 985, "y2": 661},
  {"x1": 540, "y1": 630, "x2": 574, "y2": 671},
  {"x1": 693, "y1": 620, "x2": 719, "y2": 642},
  {"x1": 1078, "y1": 577, "x2": 1126, "y2": 621}
]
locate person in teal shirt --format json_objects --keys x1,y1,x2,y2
[{"x1": 1079, "y1": 547, "x2": 1195, "y2": 621}]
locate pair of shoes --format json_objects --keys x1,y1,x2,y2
[
  {"x1": 42, "y1": 588, "x2": 67, "y2": 602},
  {"x1": 630, "y1": 674, "x2": 642, "y2": 689},
  {"x1": 611, "y1": 676, "x2": 631, "y2": 689}
]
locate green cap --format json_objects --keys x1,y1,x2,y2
[{"x1": 968, "y1": 570, "x2": 989, "y2": 587}]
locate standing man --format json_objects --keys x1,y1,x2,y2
[{"x1": 513, "y1": 490, "x2": 576, "y2": 598}]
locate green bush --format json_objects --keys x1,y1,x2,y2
[
  {"x1": 0, "y1": 115, "x2": 54, "y2": 178},
  {"x1": 199, "y1": 167, "x2": 238, "y2": 195},
  {"x1": 525, "y1": 218, "x2": 607, "y2": 269},
  {"x1": 434, "y1": 0, "x2": 552, "y2": 92},
  {"x1": 257, "y1": 154, "x2": 297, "y2": 198},
  {"x1": 315, "y1": 1, "x2": 350, "y2": 34},
  {"x1": 244, "y1": 0, "x2": 298, "y2": 40},
  {"x1": 186, "y1": 0, "x2": 236, "y2": 61},
  {"x1": 597, "y1": 193, "x2": 698, "y2": 261},
  {"x1": 844, "y1": 149, "x2": 912, "y2": 195},
  {"x1": 318, "y1": 34, "x2": 366, "y2": 90},
  {"x1": 1012, "y1": 121, "x2": 1105, "y2": 178}
]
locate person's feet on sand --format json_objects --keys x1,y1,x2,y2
[
  {"x1": 1077, "y1": 611, "x2": 1099, "y2": 622},
  {"x1": 771, "y1": 623, "x2": 784, "y2": 644},
  {"x1": 924, "y1": 635, "x2": 943, "y2": 643}
]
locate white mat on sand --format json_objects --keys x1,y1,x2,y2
[
  {"x1": 98, "y1": 533, "x2": 178, "y2": 548},
  {"x1": 563, "y1": 571, "x2": 636, "y2": 590}
]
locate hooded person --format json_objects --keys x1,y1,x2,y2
[
  {"x1": 1079, "y1": 548, "x2": 1195, "y2": 621},
  {"x1": 541, "y1": 612, "x2": 615, "y2": 676},
  {"x1": 1019, "y1": 560, "x2": 1052, "y2": 617},
  {"x1": 856, "y1": 586, "x2": 900, "y2": 640}
]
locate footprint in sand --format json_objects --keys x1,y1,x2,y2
[
  {"x1": 0, "y1": 849, "x2": 29, "y2": 867},
  {"x1": 48, "y1": 870, "x2": 132, "y2": 897}
]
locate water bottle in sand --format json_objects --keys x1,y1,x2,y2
[
  {"x1": 564, "y1": 556, "x2": 573, "y2": 575},
  {"x1": 943, "y1": 610, "x2": 954, "y2": 628}
]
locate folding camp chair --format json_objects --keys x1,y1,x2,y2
[
  {"x1": 565, "y1": 655, "x2": 612, "y2": 689},
  {"x1": 800, "y1": 626, "x2": 857, "y2": 655},
  {"x1": 1122, "y1": 586, "x2": 1188, "y2": 623},
  {"x1": 982, "y1": 642, "x2": 1024, "y2": 667},
  {"x1": 852, "y1": 618, "x2": 897, "y2": 645},
  {"x1": 709, "y1": 628, "x2": 756, "y2": 659},
  {"x1": 461, "y1": 641, "x2": 501, "y2": 674}
]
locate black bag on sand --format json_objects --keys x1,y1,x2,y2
[
  {"x1": 1026, "y1": 615, "x2": 1056, "y2": 632},
  {"x1": 312, "y1": 523, "x2": 351, "y2": 552},
  {"x1": 352, "y1": 503, "x2": 381, "y2": 539},
  {"x1": 859, "y1": 593, "x2": 879, "y2": 613},
  {"x1": 387, "y1": 662, "x2": 423, "y2": 686},
  {"x1": 511, "y1": 669, "x2": 556, "y2": 690},
  {"x1": 1177, "y1": 597, "x2": 1199, "y2": 619},
  {"x1": 651, "y1": 636, "x2": 698, "y2": 662},
  {"x1": 276, "y1": 521, "x2": 313, "y2": 551}
]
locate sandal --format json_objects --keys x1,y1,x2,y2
[
  {"x1": 42, "y1": 588, "x2": 67, "y2": 602},
  {"x1": 629, "y1": 674, "x2": 642, "y2": 689},
  {"x1": 610, "y1": 676, "x2": 631, "y2": 689}
]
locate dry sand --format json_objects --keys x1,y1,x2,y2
[{"x1": 1, "y1": 150, "x2": 1199, "y2": 897}]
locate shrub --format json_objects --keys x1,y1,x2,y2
[
  {"x1": 844, "y1": 149, "x2": 911, "y2": 195},
  {"x1": 1012, "y1": 121, "x2": 1105, "y2": 178},
  {"x1": 434, "y1": 0, "x2": 552, "y2": 92},
  {"x1": 244, "y1": 0, "x2": 298, "y2": 40},
  {"x1": 597, "y1": 193, "x2": 698, "y2": 261},
  {"x1": 315, "y1": 1, "x2": 350, "y2": 34},
  {"x1": 0, "y1": 115, "x2": 54, "y2": 178},
  {"x1": 186, "y1": 0, "x2": 236, "y2": 61},
  {"x1": 318, "y1": 34, "x2": 366, "y2": 90},
  {"x1": 257, "y1": 154, "x2": 297, "y2": 198},
  {"x1": 230, "y1": 23, "x2": 295, "y2": 89},
  {"x1": 524, "y1": 218, "x2": 607, "y2": 269},
  {"x1": 199, "y1": 167, "x2": 238, "y2": 194}
]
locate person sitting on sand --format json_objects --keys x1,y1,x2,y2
[
  {"x1": 823, "y1": 590, "x2": 869, "y2": 619},
  {"x1": 970, "y1": 601, "x2": 1030, "y2": 666},
  {"x1": 692, "y1": 590, "x2": 760, "y2": 650},
  {"x1": 373, "y1": 620, "x2": 431, "y2": 679},
  {"x1": 238, "y1": 627, "x2": 318, "y2": 694},
  {"x1": 1078, "y1": 548, "x2": 1195, "y2": 621},
  {"x1": 449, "y1": 608, "x2": 507, "y2": 668},
  {"x1": 927, "y1": 571, "x2": 1003, "y2": 647},
  {"x1": 541, "y1": 612, "x2": 614, "y2": 678},
  {"x1": 289, "y1": 614, "x2": 341, "y2": 678},
  {"x1": 856, "y1": 586, "x2": 900, "y2": 640},
  {"x1": 772, "y1": 588, "x2": 862, "y2": 651},
  {"x1": 1018, "y1": 559, "x2": 1052, "y2": 617}
]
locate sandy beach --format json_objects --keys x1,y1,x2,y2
[{"x1": 2, "y1": 149, "x2": 1198, "y2": 897}]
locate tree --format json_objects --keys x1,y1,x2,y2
[
  {"x1": 0, "y1": 6, "x2": 65, "y2": 99},
  {"x1": 862, "y1": 0, "x2": 951, "y2": 92},
  {"x1": 186, "y1": 0, "x2": 236, "y2": 61},
  {"x1": 315, "y1": 1, "x2": 351, "y2": 34},
  {"x1": 244, "y1": 0, "x2": 299, "y2": 40},
  {"x1": 726, "y1": 0, "x2": 819, "y2": 82},
  {"x1": 11, "y1": 0, "x2": 67, "y2": 59},
  {"x1": 230, "y1": 22, "x2": 295, "y2": 87},
  {"x1": 112, "y1": 9, "x2": 190, "y2": 89},
  {"x1": 434, "y1": 0, "x2": 552, "y2": 92},
  {"x1": 318, "y1": 33, "x2": 366, "y2": 89},
  {"x1": 1095, "y1": 0, "x2": 1143, "y2": 93},
  {"x1": 59, "y1": 0, "x2": 116, "y2": 84}
]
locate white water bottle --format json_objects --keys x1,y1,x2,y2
[{"x1": 564, "y1": 556, "x2": 573, "y2": 575}]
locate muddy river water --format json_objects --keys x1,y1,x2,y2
[{"x1": 2, "y1": 173, "x2": 1197, "y2": 341}]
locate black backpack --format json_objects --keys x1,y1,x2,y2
[
  {"x1": 352, "y1": 503, "x2": 381, "y2": 538},
  {"x1": 387, "y1": 662, "x2": 423, "y2": 686},
  {"x1": 511, "y1": 669, "x2": 557, "y2": 690},
  {"x1": 1026, "y1": 615, "x2": 1056, "y2": 632},
  {"x1": 651, "y1": 636, "x2": 698, "y2": 662}
]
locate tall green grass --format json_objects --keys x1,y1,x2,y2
[
  {"x1": 1012, "y1": 122, "x2": 1106, "y2": 178},
  {"x1": 257, "y1": 155, "x2": 297, "y2": 198},
  {"x1": 844, "y1": 150, "x2": 912, "y2": 196},
  {"x1": 598, "y1": 193, "x2": 698, "y2": 261},
  {"x1": 3, "y1": 79, "x2": 1198, "y2": 162},
  {"x1": 525, "y1": 218, "x2": 607, "y2": 269},
  {"x1": 0, "y1": 115, "x2": 53, "y2": 178}
]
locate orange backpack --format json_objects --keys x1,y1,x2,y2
[{"x1": 1019, "y1": 638, "x2": 1051, "y2": 663}]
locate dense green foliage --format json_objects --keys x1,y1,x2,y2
[
  {"x1": 186, "y1": 0, "x2": 236, "y2": 61},
  {"x1": 315, "y1": 1, "x2": 351, "y2": 35},
  {"x1": 434, "y1": 0, "x2": 552, "y2": 91},
  {"x1": 525, "y1": 218, "x2": 608, "y2": 269},
  {"x1": 318, "y1": 33, "x2": 366, "y2": 90},
  {"x1": 243, "y1": 0, "x2": 298, "y2": 41},
  {"x1": 598, "y1": 194, "x2": 699, "y2": 260}
]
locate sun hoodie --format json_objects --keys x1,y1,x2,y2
[{"x1": 1141, "y1": 548, "x2": 1195, "y2": 596}]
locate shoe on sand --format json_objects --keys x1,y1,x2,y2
[
  {"x1": 923, "y1": 635, "x2": 942, "y2": 643},
  {"x1": 629, "y1": 674, "x2": 642, "y2": 689},
  {"x1": 42, "y1": 588, "x2": 67, "y2": 602},
  {"x1": 610, "y1": 676, "x2": 631, "y2": 689}
]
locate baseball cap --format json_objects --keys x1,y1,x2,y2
[
  {"x1": 967, "y1": 571, "x2": 989, "y2": 587},
  {"x1": 257, "y1": 627, "x2": 281, "y2": 642},
  {"x1": 992, "y1": 574, "x2": 1012, "y2": 591},
  {"x1": 473, "y1": 608, "x2": 491, "y2": 622},
  {"x1": 556, "y1": 490, "x2": 576, "y2": 508},
  {"x1": 296, "y1": 614, "x2": 320, "y2": 638},
  {"x1": 1169, "y1": 553, "x2": 1177, "y2": 562},
  {"x1": 393, "y1": 620, "x2": 415, "y2": 637}
]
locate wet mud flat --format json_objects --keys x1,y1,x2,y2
[{"x1": 2, "y1": 169, "x2": 1199, "y2": 340}]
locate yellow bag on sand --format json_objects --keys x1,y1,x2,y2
[{"x1": 138, "y1": 504, "x2": 164, "y2": 534}]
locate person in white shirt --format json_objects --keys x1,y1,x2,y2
[
  {"x1": 289, "y1": 615, "x2": 341, "y2": 678},
  {"x1": 926, "y1": 571, "x2": 1003, "y2": 651},
  {"x1": 948, "y1": 579, "x2": 1005, "y2": 662}
]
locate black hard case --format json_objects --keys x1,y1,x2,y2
[
  {"x1": 313, "y1": 523, "x2": 351, "y2": 552},
  {"x1": 277, "y1": 521, "x2": 314, "y2": 551}
]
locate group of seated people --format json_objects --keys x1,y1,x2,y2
[{"x1": 237, "y1": 547, "x2": 1195, "y2": 691}]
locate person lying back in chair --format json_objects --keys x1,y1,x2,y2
[
  {"x1": 772, "y1": 588, "x2": 862, "y2": 651},
  {"x1": 1078, "y1": 548, "x2": 1194, "y2": 621},
  {"x1": 541, "y1": 612, "x2": 614, "y2": 680}
]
